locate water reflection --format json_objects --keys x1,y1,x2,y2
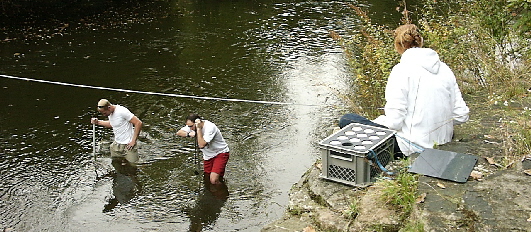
[
  {"x1": 0, "y1": 0, "x2": 404, "y2": 231},
  {"x1": 103, "y1": 157, "x2": 142, "y2": 213},
  {"x1": 186, "y1": 174, "x2": 229, "y2": 232}
]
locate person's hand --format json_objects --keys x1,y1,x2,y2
[
  {"x1": 91, "y1": 118, "x2": 98, "y2": 125},
  {"x1": 195, "y1": 119, "x2": 204, "y2": 129},
  {"x1": 188, "y1": 130, "x2": 196, "y2": 137},
  {"x1": 126, "y1": 141, "x2": 136, "y2": 150}
]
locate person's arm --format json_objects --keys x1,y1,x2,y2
[
  {"x1": 177, "y1": 129, "x2": 188, "y2": 137},
  {"x1": 382, "y1": 78, "x2": 409, "y2": 130},
  {"x1": 373, "y1": 65, "x2": 409, "y2": 130},
  {"x1": 451, "y1": 81, "x2": 470, "y2": 124},
  {"x1": 127, "y1": 116, "x2": 142, "y2": 149},
  {"x1": 177, "y1": 128, "x2": 195, "y2": 137},
  {"x1": 91, "y1": 118, "x2": 112, "y2": 128},
  {"x1": 195, "y1": 120, "x2": 207, "y2": 148},
  {"x1": 177, "y1": 122, "x2": 196, "y2": 138}
]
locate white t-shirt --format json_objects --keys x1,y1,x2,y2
[
  {"x1": 181, "y1": 120, "x2": 229, "y2": 160},
  {"x1": 109, "y1": 105, "x2": 135, "y2": 144}
]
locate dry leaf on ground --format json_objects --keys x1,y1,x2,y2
[
  {"x1": 437, "y1": 182, "x2": 446, "y2": 189},
  {"x1": 416, "y1": 193, "x2": 427, "y2": 203},
  {"x1": 470, "y1": 171, "x2": 483, "y2": 180},
  {"x1": 524, "y1": 170, "x2": 531, "y2": 176},
  {"x1": 303, "y1": 226, "x2": 316, "y2": 232},
  {"x1": 506, "y1": 161, "x2": 515, "y2": 168},
  {"x1": 486, "y1": 157, "x2": 496, "y2": 165},
  {"x1": 486, "y1": 157, "x2": 503, "y2": 168}
]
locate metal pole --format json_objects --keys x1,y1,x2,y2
[
  {"x1": 194, "y1": 136, "x2": 200, "y2": 175},
  {"x1": 93, "y1": 123, "x2": 96, "y2": 160}
]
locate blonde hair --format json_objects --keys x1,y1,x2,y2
[
  {"x1": 394, "y1": 24, "x2": 423, "y2": 54},
  {"x1": 97, "y1": 99, "x2": 112, "y2": 107}
]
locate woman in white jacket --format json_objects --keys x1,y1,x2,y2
[{"x1": 340, "y1": 24, "x2": 469, "y2": 156}]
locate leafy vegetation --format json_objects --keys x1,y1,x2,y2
[
  {"x1": 335, "y1": 0, "x2": 531, "y2": 230},
  {"x1": 399, "y1": 221, "x2": 424, "y2": 232},
  {"x1": 343, "y1": 199, "x2": 359, "y2": 220},
  {"x1": 419, "y1": 0, "x2": 531, "y2": 164},
  {"x1": 342, "y1": 0, "x2": 531, "y2": 168},
  {"x1": 339, "y1": 4, "x2": 399, "y2": 118},
  {"x1": 379, "y1": 170, "x2": 418, "y2": 220}
]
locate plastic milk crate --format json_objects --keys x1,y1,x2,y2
[{"x1": 319, "y1": 123, "x2": 396, "y2": 187}]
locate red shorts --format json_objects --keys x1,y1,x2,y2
[{"x1": 203, "y1": 152, "x2": 230, "y2": 177}]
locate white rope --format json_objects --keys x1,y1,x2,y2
[{"x1": 1, "y1": 74, "x2": 320, "y2": 106}]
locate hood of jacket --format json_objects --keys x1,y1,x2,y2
[{"x1": 400, "y1": 48, "x2": 441, "y2": 74}]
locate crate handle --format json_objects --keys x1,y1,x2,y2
[{"x1": 330, "y1": 154, "x2": 353, "y2": 162}]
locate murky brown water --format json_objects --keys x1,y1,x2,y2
[{"x1": 0, "y1": 0, "x2": 401, "y2": 231}]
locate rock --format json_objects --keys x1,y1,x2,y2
[
  {"x1": 263, "y1": 155, "x2": 531, "y2": 231},
  {"x1": 263, "y1": 163, "x2": 400, "y2": 231}
]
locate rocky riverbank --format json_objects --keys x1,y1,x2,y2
[{"x1": 261, "y1": 131, "x2": 531, "y2": 231}]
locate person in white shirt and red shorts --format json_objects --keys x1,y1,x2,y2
[{"x1": 178, "y1": 113, "x2": 230, "y2": 185}]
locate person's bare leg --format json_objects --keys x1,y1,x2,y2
[{"x1": 210, "y1": 172, "x2": 221, "y2": 185}]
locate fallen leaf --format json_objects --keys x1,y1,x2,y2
[
  {"x1": 437, "y1": 182, "x2": 446, "y2": 189},
  {"x1": 303, "y1": 226, "x2": 316, "y2": 232},
  {"x1": 524, "y1": 170, "x2": 531, "y2": 176},
  {"x1": 315, "y1": 163, "x2": 322, "y2": 170},
  {"x1": 470, "y1": 171, "x2": 483, "y2": 180},
  {"x1": 528, "y1": 215, "x2": 531, "y2": 222},
  {"x1": 416, "y1": 193, "x2": 427, "y2": 203},
  {"x1": 485, "y1": 157, "x2": 504, "y2": 168},
  {"x1": 506, "y1": 161, "x2": 515, "y2": 168}
]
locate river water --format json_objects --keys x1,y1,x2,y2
[{"x1": 0, "y1": 0, "x2": 401, "y2": 231}]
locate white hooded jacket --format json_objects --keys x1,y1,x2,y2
[{"x1": 373, "y1": 48, "x2": 469, "y2": 155}]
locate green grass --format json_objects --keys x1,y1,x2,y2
[
  {"x1": 343, "y1": 199, "x2": 359, "y2": 220},
  {"x1": 379, "y1": 170, "x2": 419, "y2": 220},
  {"x1": 399, "y1": 221, "x2": 425, "y2": 232}
]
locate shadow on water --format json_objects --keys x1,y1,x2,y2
[
  {"x1": 186, "y1": 174, "x2": 229, "y2": 232},
  {"x1": 103, "y1": 157, "x2": 142, "y2": 213}
]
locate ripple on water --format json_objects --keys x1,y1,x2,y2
[{"x1": 0, "y1": 0, "x2": 361, "y2": 230}]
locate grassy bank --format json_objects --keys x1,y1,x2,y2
[{"x1": 340, "y1": 0, "x2": 531, "y2": 229}]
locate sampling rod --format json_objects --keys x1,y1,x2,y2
[{"x1": 93, "y1": 123, "x2": 96, "y2": 160}]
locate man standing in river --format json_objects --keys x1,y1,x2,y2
[
  {"x1": 91, "y1": 99, "x2": 143, "y2": 164},
  {"x1": 177, "y1": 113, "x2": 229, "y2": 185}
]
